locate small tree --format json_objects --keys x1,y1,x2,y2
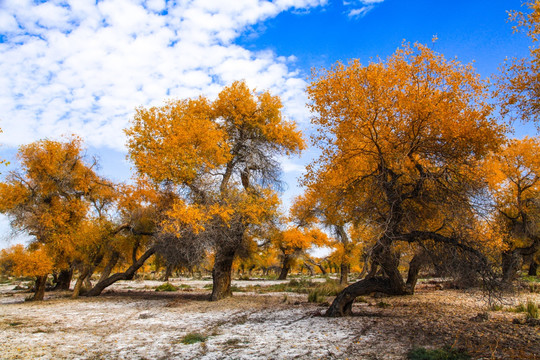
[
  {"x1": 0, "y1": 245, "x2": 53, "y2": 300},
  {"x1": 485, "y1": 137, "x2": 540, "y2": 282},
  {"x1": 0, "y1": 138, "x2": 108, "y2": 300}
]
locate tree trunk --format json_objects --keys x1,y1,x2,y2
[
  {"x1": 317, "y1": 263, "x2": 327, "y2": 275},
  {"x1": 31, "y1": 275, "x2": 48, "y2": 301},
  {"x1": 162, "y1": 264, "x2": 173, "y2": 282},
  {"x1": 72, "y1": 268, "x2": 90, "y2": 298},
  {"x1": 210, "y1": 246, "x2": 236, "y2": 301},
  {"x1": 327, "y1": 239, "x2": 407, "y2": 317},
  {"x1": 99, "y1": 251, "x2": 120, "y2": 283},
  {"x1": 529, "y1": 258, "x2": 539, "y2": 276},
  {"x1": 339, "y1": 264, "x2": 350, "y2": 285},
  {"x1": 326, "y1": 277, "x2": 402, "y2": 317},
  {"x1": 406, "y1": 251, "x2": 426, "y2": 291},
  {"x1": 502, "y1": 250, "x2": 521, "y2": 283},
  {"x1": 278, "y1": 254, "x2": 292, "y2": 280},
  {"x1": 53, "y1": 269, "x2": 72, "y2": 291},
  {"x1": 86, "y1": 247, "x2": 156, "y2": 297}
]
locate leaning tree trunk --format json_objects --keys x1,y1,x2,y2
[
  {"x1": 278, "y1": 254, "x2": 292, "y2": 280},
  {"x1": 326, "y1": 240, "x2": 407, "y2": 317},
  {"x1": 99, "y1": 251, "x2": 120, "y2": 283},
  {"x1": 85, "y1": 247, "x2": 156, "y2": 297},
  {"x1": 53, "y1": 269, "x2": 73, "y2": 291},
  {"x1": 326, "y1": 277, "x2": 400, "y2": 316},
  {"x1": 210, "y1": 246, "x2": 236, "y2": 301},
  {"x1": 30, "y1": 275, "x2": 48, "y2": 301}
]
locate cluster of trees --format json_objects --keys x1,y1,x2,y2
[{"x1": 1, "y1": 1, "x2": 540, "y2": 317}]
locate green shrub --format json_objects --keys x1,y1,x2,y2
[
  {"x1": 526, "y1": 300, "x2": 539, "y2": 319},
  {"x1": 511, "y1": 303, "x2": 527, "y2": 313},
  {"x1": 307, "y1": 289, "x2": 326, "y2": 303},
  {"x1": 181, "y1": 332, "x2": 207, "y2": 345},
  {"x1": 377, "y1": 301, "x2": 391, "y2": 308},
  {"x1": 155, "y1": 283, "x2": 179, "y2": 292},
  {"x1": 230, "y1": 285, "x2": 245, "y2": 292},
  {"x1": 407, "y1": 346, "x2": 471, "y2": 360}
]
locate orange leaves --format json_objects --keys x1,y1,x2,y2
[
  {"x1": 305, "y1": 42, "x2": 506, "y2": 237},
  {"x1": 126, "y1": 81, "x2": 305, "y2": 189},
  {"x1": 272, "y1": 227, "x2": 329, "y2": 256},
  {"x1": 213, "y1": 81, "x2": 305, "y2": 156},
  {"x1": 126, "y1": 97, "x2": 229, "y2": 185},
  {"x1": 0, "y1": 244, "x2": 53, "y2": 277}
]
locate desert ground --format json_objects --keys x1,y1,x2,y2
[{"x1": 0, "y1": 277, "x2": 539, "y2": 360}]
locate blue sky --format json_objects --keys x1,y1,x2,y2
[{"x1": 0, "y1": 0, "x2": 535, "y2": 248}]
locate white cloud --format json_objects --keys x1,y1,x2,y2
[
  {"x1": 0, "y1": 0, "x2": 326, "y2": 151},
  {"x1": 344, "y1": 0, "x2": 384, "y2": 18}
]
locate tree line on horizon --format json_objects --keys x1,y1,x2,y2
[{"x1": 1, "y1": 1, "x2": 540, "y2": 317}]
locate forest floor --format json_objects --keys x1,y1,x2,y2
[{"x1": 0, "y1": 277, "x2": 539, "y2": 360}]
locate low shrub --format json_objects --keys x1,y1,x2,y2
[
  {"x1": 526, "y1": 300, "x2": 539, "y2": 319},
  {"x1": 181, "y1": 332, "x2": 207, "y2": 345},
  {"x1": 155, "y1": 283, "x2": 178, "y2": 292},
  {"x1": 307, "y1": 289, "x2": 326, "y2": 303},
  {"x1": 407, "y1": 346, "x2": 471, "y2": 360}
]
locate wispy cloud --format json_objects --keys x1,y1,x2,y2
[
  {"x1": 344, "y1": 0, "x2": 384, "y2": 18},
  {"x1": 0, "y1": 0, "x2": 325, "y2": 151}
]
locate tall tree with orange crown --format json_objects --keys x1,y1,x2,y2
[
  {"x1": 306, "y1": 43, "x2": 506, "y2": 316},
  {"x1": 126, "y1": 81, "x2": 305, "y2": 300}
]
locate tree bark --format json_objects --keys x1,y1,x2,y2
[
  {"x1": 529, "y1": 258, "x2": 539, "y2": 276},
  {"x1": 53, "y1": 269, "x2": 72, "y2": 291},
  {"x1": 99, "y1": 251, "x2": 120, "y2": 283},
  {"x1": 31, "y1": 275, "x2": 48, "y2": 301},
  {"x1": 502, "y1": 250, "x2": 521, "y2": 283},
  {"x1": 339, "y1": 264, "x2": 350, "y2": 285},
  {"x1": 210, "y1": 246, "x2": 236, "y2": 301},
  {"x1": 325, "y1": 277, "x2": 402, "y2": 317},
  {"x1": 72, "y1": 268, "x2": 90, "y2": 298},
  {"x1": 162, "y1": 263, "x2": 173, "y2": 282},
  {"x1": 406, "y1": 251, "x2": 427, "y2": 291},
  {"x1": 85, "y1": 247, "x2": 156, "y2": 297},
  {"x1": 278, "y1": 254, "x2": 292, "y2": 280}
]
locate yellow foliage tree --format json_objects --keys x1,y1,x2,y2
[
  {"x1": 126, "y1": 81, "x2": 305, "y2": 300},
  {"x1": 0, "y1": 138, "x2": 110, "y2": 300},
  {"x1": 306, "y1": 43, "x2": 506, "y2": 316},
  {"x1": 485, "y1": 137, "x2": 540, "y2": 280}
]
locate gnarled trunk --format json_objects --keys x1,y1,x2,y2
[
  {"x1": 99, "y1": 251, "x2": 120, "y2": 283},
  {"x1": 30, "y1": 275, "x2": 48, "y2": 301},
  {"x1": 326, "y1": 239, "x2": 407, "y2": 317},
  {"x1": 53, "y1": 269, "x2": 72, "y2": 291},
  {"x1": 325, "y1": 277, "x2": 402, "y2": 317},
  {"x1": 210, "y1": 246, "x2": 236, "y2": 301},
  {"x1": 86, "y1": 246, "x2": 156, "y2": 297},
  {"x1": 278, "y1": 254, "x2": 292, "y2": 280}
]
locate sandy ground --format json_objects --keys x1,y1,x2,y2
[{"x1": 0, "y1": 278, "x2": 539, "y2": 360}]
